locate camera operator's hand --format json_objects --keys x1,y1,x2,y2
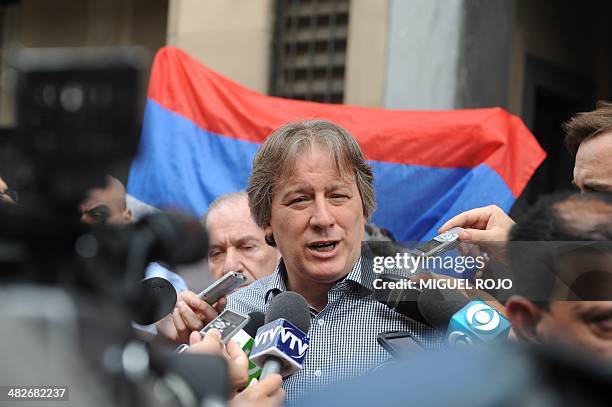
[
  {"x1": 231, "y1": 375, "x2": 285, "y2": 407},
  {"x1": 187, "y1": 330, "x2": 249, "y2": 394},
  {"x1": 439, "y1": 205, "x2": 515, "y2": 262},
  {"x1": 156, "y1": 290, "x2": 226, "y2": 343}
]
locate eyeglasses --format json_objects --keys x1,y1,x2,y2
[{"x1": 0, "y1": 188, "x2": 18, "y2": 203}]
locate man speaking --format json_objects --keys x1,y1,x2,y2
[{"x1": 161, "y1": 120, "x2": 435, "y2": 403}]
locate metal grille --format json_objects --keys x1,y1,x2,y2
[{"x1": 270, "y1": 0, "x2": 350, "y2": 103}]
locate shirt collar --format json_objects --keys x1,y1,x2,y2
[
  {"x1": 343, "y1": 243, "x2": 378, "y2": 294},
  {"x1": 264, "y1": 261, "x2": 289, "y2": 303}
]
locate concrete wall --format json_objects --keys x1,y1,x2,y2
[
  {"x1": 344, "y1": 0, "x2": 389, "y2": 107},
  {"x1": 384, "y1": 0, "x2": 462, "y2": 110},
  {"x1": 456, "y1": 0, "x2": 512, "y2": 109},
  {"x1": 167, "y1": 0, "x2": 273, "y2": 94},
  {"x1": 384, "y1": 0, "x2": 513, "y2": 110}
]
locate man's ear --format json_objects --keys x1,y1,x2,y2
[
  {"x1": 263, "y1": 224, "x2": 276, "y2": 247},
  {"x1": 505, "y1": 295, "x2": 544, "y2": 344},
  {"x1": 123, "y1": 208, "x2": 132, "y2": 225}
]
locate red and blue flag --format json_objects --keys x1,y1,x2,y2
[{"x1": 128, "y1": 47, "x2": 545, "y2": 240}]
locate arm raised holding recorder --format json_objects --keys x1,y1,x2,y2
[
  {"x1": 438, "y1": 205, "x2": 515, "y2": 262},
  {"x1": 157, "y1": 272, "x2": 247, "y2": 343}
]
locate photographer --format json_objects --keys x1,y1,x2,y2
[{"x1": 0, "y1": 46, "x2": 282, "y2": 407}]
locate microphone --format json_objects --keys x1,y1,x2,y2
[
  {"x1": 228, "y1": 312, "x2": 265, "y2": 383},
  {"x1": 250, "y1": 292, "x2": 311, "y2": 379},
  {"x1": 132, "y1": 277, "x2": 177, "y2": 325},
  {"x1": 417, "y1": 288, "x2": 511, "y2": 346},
  {"x1": 373, "y1": 273, "x2": 429, "y2": 325}
]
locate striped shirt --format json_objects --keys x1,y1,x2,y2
[{"x1": 226, "y1": 245, "x2": 436, "y2": 404}]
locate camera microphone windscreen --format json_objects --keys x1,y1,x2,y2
[
  {"x1": 264, "y1": 291, "x2": 311, "y2": 332},
  {"x1": 132, "y1": 277, "x2": 177, "y2": 325}
]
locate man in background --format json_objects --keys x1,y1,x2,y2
[
  {"x1": 156, "y1": 191, "x2": 279, "y2": 342},
  {"x1": 505, "y1": 192, "x2": 612, "y2": 359},
  {"x1": 203, "y1": 191, "x2": 279, "y2": 282},
  {"x1": 79, "y1": 175, "x2": 187, "y2": 292}
]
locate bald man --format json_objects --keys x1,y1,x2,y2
[
  {"x1": 203, "y1": 192, "x2": 279, "y2": 283},
  {"x1": 155, "y1": 192, "x2": 279, "y2": 343}
]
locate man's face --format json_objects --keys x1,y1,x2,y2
[
  {"x1": 508, "y1": 249, "x2": 612, "y2": 359},
  {"x1": 79, "y1": 185, "x2": 131, "y2": 225},
  {"x1": 537, "y1": 301, "x2": 612, "y2": 359},
  {"x1": 205, "y1": 196, "x2": 279, "y2": 282},
  {"x1": 573, "y1": 130, "x2": 612, "y2": 193},
  {"x1": 266, "y1": 148, "x2": 365, "y2": 290}
]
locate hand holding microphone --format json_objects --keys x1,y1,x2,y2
[
  {"x1": 188, "y1": 328, "x2": 285, "y2": 405},
  {"x1": 187, "y1": 329, "x2": 250, "y2": 394}
]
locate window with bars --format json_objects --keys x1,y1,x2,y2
[{"x1": 270, "y1": 0, "x2": 350, "y2": 104}]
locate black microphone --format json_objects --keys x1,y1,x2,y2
[
  {"x1": 244, "y1": 312, "x2": 265, "y2": 338},
  {"x1": 250, "y1": 292, "x2": 311, "y2": 379},
  {"x1": 374, "y1": 273, "x2": 429, "y2": 325},
  {"x1": 132, "y1": 277, "x2": 177, "y2": 325}
]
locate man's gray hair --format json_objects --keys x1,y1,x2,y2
[{"x1": 247, "y1": 119, "x2": 376, "y2": 229}]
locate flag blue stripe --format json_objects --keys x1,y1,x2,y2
[{"x1": 129, "y1": 100, "x2": 514, "y2": 240}]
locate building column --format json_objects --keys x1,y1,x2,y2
[{"x1": 383, "y1": 0, "x2": 513, "y2": 110}]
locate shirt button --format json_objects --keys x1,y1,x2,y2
[
  {"x1": 314, "y1": 369, "x2": 322, "y2": 377},
  {"x1": 317, "y1": 319, "x2": 325, "y2": 326}
]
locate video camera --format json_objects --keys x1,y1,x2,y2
[{"x1": 0, "y1": 47, "x2": 220, "y2": 407}]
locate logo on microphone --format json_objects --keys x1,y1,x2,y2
[
  {"x1": 465, "y1": 303, "x2": 500, "y2": 332},
  {"x1": 447, "y1": 331, "x2": 473, "y2": 346},
  {"x1": 251, "y1": 319, "x2": 310, "y2": 362},
  {"x1": 446, "y1": 299, "x2": 511, "y2": 346}
]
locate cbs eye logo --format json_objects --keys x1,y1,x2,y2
[
  {"x1": 465, "y1": 303, "x2": 500, "y2": 332},
  {"x1": 447, "y1": 331, "x2": 473, "y2": 346}
]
